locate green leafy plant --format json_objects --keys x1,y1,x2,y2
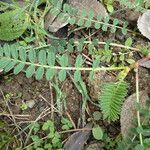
[
  {"x1": 61, "y1": 117, "x2": 73, "y2": 130},
  {"x1": 100, "y1": 81, "x2": 128, "y2": 121},
  {"x1": 0, "y1": 121, "x2": 19, "y2": 150},
  {"x1": 0, "y1": 6, "x2": 28, "y2": 41},
  {"x1": 26, "y1": 120, "x2": 62, "y2": 150},
  {"x1": 0, "y1": 0, "x2": 150, "y2": 149}
]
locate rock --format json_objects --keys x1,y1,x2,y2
[
  {"x1": 85, "y1": 142, "x2": 104, "y2": 150},
  {"x1": 26, "y1": 100, "x2": 35, "y2": 108},
  {"x1": 120, "y1": 91, "x2": 149, "y2": 138}
]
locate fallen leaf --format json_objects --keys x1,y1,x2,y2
[
  {"x1": 139, "y1": 59, "x2": 150, "y2": 69},
  {"x1": 44, "y1": 0, "x2": 68, "y2": 32},
  {"x1": 64, "y1": 123, "x2": 92, "y2": 150},
  {"x1": 120, "y1": 91, "x2": 149, "y2": 138},
  {"x1": 45, "y1": 0, "x2": 108, "y2": 33},
  {"x1": 137, "y1": 10, "x2": 150, "y2": 40},
  {"x1": 67, "y1": 0, "x2": 108, "y2": 17}
]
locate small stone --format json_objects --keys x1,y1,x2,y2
[
  {"x1": 26, "y1": 100, "x2": 35, "y2": 108},
  {"x1": 85, "y1": 142, "x2": 104, "y2": 150}
]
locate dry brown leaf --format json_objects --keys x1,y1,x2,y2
[
  {"x1": 67, "y1": 0, "x2": 108, "y2": 17},
  {"x1": 45, "y1": 0, "x2": 108, "y2": 32},
  {"x1": 64, "y1": 123, "x2": 92, "y2": 150},
  {"x1": 120, "y1": 91, "x2": 149, "y2": 138},
  {"x1": 44, "y1": 0, "x2": 67, "y2": 32},
  {"x1": 139, "y1": 59, "x2": 150, "y2": 69},
  {"x1": 137, "y1": 10, "x2": 150, "y2": 40}
]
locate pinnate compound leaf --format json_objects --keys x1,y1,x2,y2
[{"x1": 100, "y1": 81, "x2": 128, "y2": 121}]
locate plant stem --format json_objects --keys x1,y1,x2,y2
[
  {"x1": 2, "y1": 57, "x2": 127, "y2": 71},
  {"x1": 33, "y1": 40, "x2": 140, "y2": 52},
  {"x1": 135, "y1": 67, "x2": 143, "y2": 146}
]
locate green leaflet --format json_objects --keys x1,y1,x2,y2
[{"x1": 0, "y1": 8, "x2": 28, "y2": 41}]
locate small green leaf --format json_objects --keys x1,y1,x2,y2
[
  {"x1": 102, "y1": 24, "x2": 108, "y2": 31},
  {"x1": 135, "y1": 144, "x2": 145, "y2": 150},
  {"x1": 46, "y1": 68, "x2": 55, "y2": 80},
  {"x1": 67, "y1": 43, "x2": 74, "y2": 52},
  {"x1": 60, "y1": 54, "x2": 68, "y2": 67},
  {"x1": 69, "y1": 17, "x2": 76, "y2": 25},
  {"x1": 107, "y1": 4, "x2": 114, "y2": 13},
  {"x1": 58, "y1": 69, "x2": 66, "y2": 81},
  {"x1": 28, "y1": 49, "x2": 36, "y2": 63},
  {"x1": 74, "y1": 70, "x2": 81, "y2": 82},
  {"x1": 26, "y1": 65, "x2": 35, "y2": 78},
  {"x1": 75, "y1": 54, "x2": 84, "y2": 67},
  {"x1": 113, "y1": 19, "x2": 119, "y2": 26},
  {"x1": 88, "y1": 10, "x2": 94, "y2": 19},
  {"x1": 0, "y1": 58, "x2": 11, "y2": 69},
  {"x1": 19, "y1": 49, "x2": 26, "y2": 61},
  {"x1": 14, "y1": 63, "x2": 25, "y2": 74},
  {"x1": 4, "y1": 61, "x2": 16, "y2": 72},
  {"x1": 81, "y1": 9, "x2": 87, "y2": 17},
  {"x1": 77, "y1": 18, "x2": 84, "y2": 26},
  {"x1": 125, "y1": 37, "x2": 133, "y2": 47},
  {"x1": 44, "y1": 144, "x2": 52, "y2": 150},
  {"x1": 92, "y1": 125, "x2": 103, "y2": 140},
  {"x1": 38, "y1": 50, "x2": 46, "y2": 65},
  {"x1": 48, "y1": 51, "x2": 55, "y2": 66},
  {"x1": 35, "y1": 67, "x2": 44, "y2": 80},
  {"x1": 11, "y1": 48, "x2": 18, "y2": 59},
  {"x1": 110, "y1": 26, "x2": 116, "y2": 33},
  {"x1": 126, "y1": 59, "x2": 135, "y2": 64},
  {"x1": 119, "y1": 54, "x2": 125, "y2": 61},
  {"x1": 4, "y1": 44, "x2": 11, "y2": 57},
  {"x1": 94, "y1": 22, "x2": 101, "y2": 29},
  {"x1": 85, "y1": 20, "x2": 92, "y2": 28},
  {"x1": 97, "y1": 15, "x2": 102, "y2": 21},
  {"x1": 42, "y1": 120, "x2": 54, "y2": 131}
]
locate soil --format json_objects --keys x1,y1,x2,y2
[{"x1": 0, "y1": 1, "x2": 150, "y2": 150}]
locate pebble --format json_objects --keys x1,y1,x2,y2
[{"x1": 26, "y1": 100, "x2": 35, "y2": 108}]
